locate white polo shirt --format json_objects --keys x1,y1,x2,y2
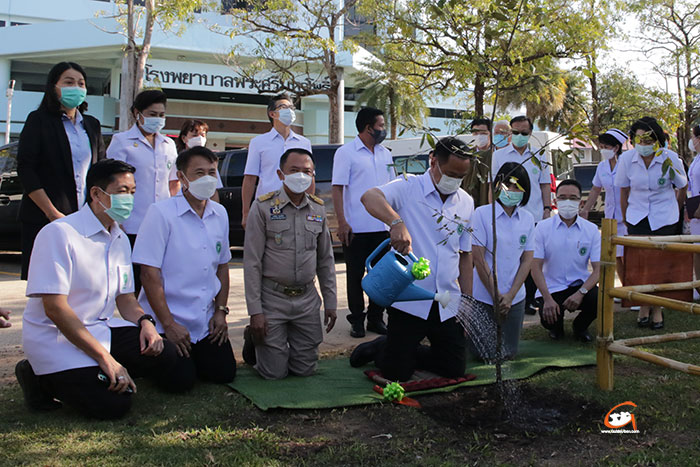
[
  {"x1": 379, "y1": 171, "x2": 474, "y2": 322},
  {"x1": 132, "y1": 194, "x2": 232, "y2": 343},
  {"x1": 107, "y1": 124, "x2": 178, "y2": 234},
  {"x1": 614, "y1": 148, "x2": 687, "y2": 230},
  {"x1": 533, "y1": 214, "x2": 601, "y2": 296},
  {"x1": 471, "y1": 203, "x2": 535, "y2": 306},
  {"x1": 22, "y1": 205, "x2": 135, "y2": 375},
  {"x1": 244, "y1": 128, "x2": 312, "y2": 197},
  {"x1": 491, "y1": 144, "x2": 550, "y2": 222},
  {"x1": 592, "y1": 158, "x2": 623, "y2": 221},
  {"x1": 688, "y1": 154, "x2": 700, "y2": 234},
  {"x1": 331, "y1": 136, "x2": 396, "y2": 233}
]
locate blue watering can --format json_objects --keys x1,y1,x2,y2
[{"x1": 361, "y1": 238, "x2": 451, "y2": 308}]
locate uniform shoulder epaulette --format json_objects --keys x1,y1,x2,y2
[
  {"x1": 308, "y1": 193, "x2": 324, "y2": 205},
  {"x1": 257, "y1": 191, "x2": 276, "y2": 202}
]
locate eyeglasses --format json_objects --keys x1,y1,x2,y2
[
  {"x1": 511, "y1": 130, "x2": 530, "y2": 136},
  {"x1": 275, "y1": 104, "x2": 296, "y2": 111}
]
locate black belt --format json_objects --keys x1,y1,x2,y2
[{"x1": 262, "y1": 278, "x2": 313, "y2": 297}]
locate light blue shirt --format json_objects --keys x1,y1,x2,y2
[{"x1": 62, "y1": 111, "x2": 92, "y2": 207}]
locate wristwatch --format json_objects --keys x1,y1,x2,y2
[
  {"x1": 578, "y1": 287, "x2": 588, "y2": 295},
  {"x1": 217, "y1": 305, "x2": 230, "y2": 315},
  {"x1": 138, "y1": 314, "x2": 156, "y2": 328},
  {"x1": 389, "y1": 218, "x2": 404, "y2": 228},
  {"x1": 544, "y1": 206, "x2": 552, "y2": 212}
]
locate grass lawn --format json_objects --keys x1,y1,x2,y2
[{"x1": 1, "y1": 309, "x2": 699, "y2": 466}]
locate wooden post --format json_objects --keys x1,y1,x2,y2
[{"x1": 597, "y1": 219, "x2": 616, "y2": 390}]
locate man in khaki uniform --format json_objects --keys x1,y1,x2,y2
[{"x1": 243, "y1": 148, "x2": 337, "y2": 380}]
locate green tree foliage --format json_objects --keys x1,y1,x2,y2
[
  {"x1": 596, "y1": 68, "x2": 681, "y2": 138},
  {"x1": 629, "y1": 0, "x2": 700, "y2": 159},
  {"x1": 223, "y1": 0, "x2": 361, "y2": 143},
  {"x1": 352, "y1": 53, "x2": 429, "y2": 140}
]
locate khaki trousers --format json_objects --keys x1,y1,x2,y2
[{"x1": 255, "y1": 283, "x2": 323, "y2": 380}]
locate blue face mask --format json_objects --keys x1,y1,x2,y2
[
  {"x1": 636, "y1": 144, "x2": 655, "y2": 157},
  {"x1": 498, "y1": 189, "x2": 523, "y2": 207},
  {"x1": 58, "y1": 86, "x2": 87, "y2": 109},
  {"x1": 511, "y1": 133, "x2": 530, "y2": 148},
  {"x1": 493, "y1": 134, "x2": 509, "y2": 149},
  {"x1": 99, "y1": 189, "x2": 134, "y2": 224}
]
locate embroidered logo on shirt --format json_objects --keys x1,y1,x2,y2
[
  {"x1": 216, "y1": 241, "x2": 222, "y2": 254},
  {"x1": 579, "y1": 246, "x2": 588, "y2": 256},
  {"x1": 519, "y1": 234, "x2": 527, "y2": 246},
  {"x1": 133, "y1": 142, "x2": 138, "y2": 148},
  {"x1": 457, "y1": 224, "x2": 465, "y2": 235},
  {"x1": 532, "y1": 167, "x2": 539, "y2": 174},
  {"x1": 123, "y1": 272, "x2": 129, "y2": 286},
  {"x1": 306, "y1": 214, "x2": 323, "y2": 223},
  {"x1": 274, "y1": 233, "x2": 283, "y2": 245},
  {"x1": 167, "y1": 161, "x2": 172, "y2": 169},
  {"x1": 658, "y1": 177, "x2": 666, "y2": 186}
]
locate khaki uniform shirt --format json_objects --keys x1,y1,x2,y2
[{"x1": 244, "y1": 188, "x2": 337, "y2": 316}]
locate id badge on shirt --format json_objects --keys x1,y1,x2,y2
[{"x1": 117, "y1": 265, "x2": 134, "y2": 294}]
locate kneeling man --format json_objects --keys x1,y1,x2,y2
[
  {"x1": 134, "y1": 146, "x2": 236, "y2": 386},
  {"x1": 244, "y1": 148, "x2": 337, "y2": 379},
  {"x1": 17, "y1": 159, "x2": 183, "y2": 420},
  {"x1": 531, "y1": 180, "x2": 601, "y2": 342},
  {"x1": 351, "y1": 137, "x2": 474, "y2": 381}
]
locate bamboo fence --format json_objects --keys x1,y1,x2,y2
[{"x1": 596, "y1": 219, "x2": 700, "y2": 390}]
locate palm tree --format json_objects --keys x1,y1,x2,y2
[{"x1": 352, "y1": 59, "x2": 429, "y2": 140}]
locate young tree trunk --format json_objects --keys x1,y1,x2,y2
[
  {"x1": 588, "y1": 55, "x2": 601, "y2": 162},
  {"x1": 327, "y1": 84, "x2": 341, "y2": 144},
  {"x1": 474, "y1": 73, "x2": 485, "y2": 117},
  {"x1": 118, "y1": 0, "x2": 155, "y2": 131},
  {"x1": 389, "y1": 88, "x2": 397, "y2": 140}
]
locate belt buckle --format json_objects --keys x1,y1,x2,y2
[{"x1": 284, "y1": 286, "x2": 304, "y2": 297}]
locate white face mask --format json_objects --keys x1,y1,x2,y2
[
  {"x1": 689, "y1": 138, "x2": 697, "y2": 154},
  {"x1": 600, "y1": 149, "x2": 616, "y2": 160},
  {"x1": 186, "y1": 135, "x2": 206, "y2": 148},
  {"x1": 557, "y1": 200, "x2": 580, "y2": 219},
  {"x1": 433, "y1": 163, "x2": 462, "y2": 195},
  {"x1": 139, "y1": 114, "x2": 165, "y2": 134},
  {"x1": 283, "y1": 172, "x2": 312, "y2": 194},
  {"x1": 277, "y1": 108, "x2": 296, "y2": 126},
  {"x1": 474, "y1": 134, "x2": 490, "y2": 149},
  {"x1": 184, "y1": 175, "x2": 217, "y2": 200}
]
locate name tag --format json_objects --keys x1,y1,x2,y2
[
  {"x1": 306, "y1": 214, "x2": 323, "y2": 223},
  {"x1": 270, "y1": 213, "x2": 287, "y2": 221}
]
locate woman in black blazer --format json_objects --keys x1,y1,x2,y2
[{"x1": 17, "y1": 62, "x2": 106, "y2": 279}]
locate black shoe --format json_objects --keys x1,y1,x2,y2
[
  {"x1": 637, "y1": 317, "x2": 650, "y2": 328},
  {"x1": 525, "y1": 304, "x2": 538, "y2": 315},
  {"x1": 349, "y1": 336, "x2": 386, "y2": 368},
  {"x1": 15, "y1": 360, "x2": 62, "y2": 411},
  {"x1": 350, "y1": 320, "x2": 365, "y2": 338},
  {"x1": 366, "y1": 319, "x2": 387, "y2": 335},
  {"x1": 573, "y1": 330, "x2": 592, "y2": 343},
  {"x1": 242, "y1": 326, "x2": 256, "y2": 366},
  {"x1": 651, "y1": 312, "x2": 664, "y2": 330},
  {"x1": 548, "y1": 329, "x2": 564, "y2": 340}
]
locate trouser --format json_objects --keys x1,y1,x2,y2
[
  {"x1": 525, "y1": 273, "x2": 537, "y2": 310},
  {"x1": 343, "y1": 231, "x2": 390, "y2": 324},
  {"x1": 170, "y1": 336, "x2": 237, "y2": 386},
  {"x1": 375, "y1": 303, "x2": 467, "y2": 382},
  {"x1": 255, "y1": 283, "x2": 323, "y2": 380},
  {"x1": 127, "y1": 234, "x2": 142, "y2": 295},
  {"x1": 38, "y1": 326, "x2": 183, "y2": 420},
  {"x1": 20, "y1": 222, "x2": 46, "y2": 280},
  {"x1": 466, "y1": 300, "x2": 525, "y2": 361},
  {"x1": 537, "y1": 285, "x2": 598, "y2": 335}
]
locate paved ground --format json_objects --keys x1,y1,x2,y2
[{"x1": 0, "y1": 249, "x2": 544, "y2": 386}]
